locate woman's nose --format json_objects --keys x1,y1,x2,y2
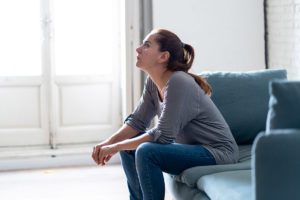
[{"x1": 136, "y1": 46, "x2": 141, "y2": 53}]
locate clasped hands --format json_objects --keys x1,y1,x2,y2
[{"x1": 92, "y1": 141, "x2": 118, "y2": 166}]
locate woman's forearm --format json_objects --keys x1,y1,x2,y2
[
  {"x1": 108, "y1": 124, "x2": 139, "y2": 144},
  {"x1": 93, "y1": 128, "x2": 153, "y2": 165},
  {"x1": 115, "y1": 133, "x2": 153, "y2": 151}
]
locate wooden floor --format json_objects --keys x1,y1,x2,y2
[{"x1": 0, "y1": 164, "x2": 173, "y2": 200}]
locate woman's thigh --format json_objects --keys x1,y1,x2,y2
[{"x1": 136, "y1": 142, "x2": 216, "y2": 175}]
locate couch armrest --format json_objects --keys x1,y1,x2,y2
[{"x1": 252, "y1": 129, "x2": 300, "y2": 200}]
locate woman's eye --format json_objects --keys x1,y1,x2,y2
[{"x1": 144, "y1": 43, "x2": 150, "y2": 48}]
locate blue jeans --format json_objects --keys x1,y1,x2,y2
[{"x1": 119, "y1": 133, "x2": 216, "y2": 200}]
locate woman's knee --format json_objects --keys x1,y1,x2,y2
[{"x1": 135, "y1": 142, "x2": 156, "y2": 161}]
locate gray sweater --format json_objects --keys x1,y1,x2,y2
[{"x1": 124, "y1": 71, "x2": 239, "y2": 164}]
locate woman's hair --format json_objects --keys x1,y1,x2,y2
[{"x1": 153, "y1": 29, "x2": 212, "y2": 97}]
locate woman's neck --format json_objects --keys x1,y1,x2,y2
[{"x1": 147, "y1": 69, "x2": 174, "y2": 92}]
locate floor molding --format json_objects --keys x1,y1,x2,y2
[{"x1": 0, "y1": 144, "x2": 121, "y2": 171}]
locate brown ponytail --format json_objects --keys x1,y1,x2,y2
[
  {"x1": 154, "y1": 29, "x2": 212, "y2": 96},
  {"x1": 187, "y1": 73, "x2": 212, "y2": 97}
]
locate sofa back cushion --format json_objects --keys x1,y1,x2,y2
[
  {"x1": 200, "y1": 69, "x2": 287, "y2": 144},
  {"x1": 266, "y1": 80, "x2": 300, "y2": 131}
]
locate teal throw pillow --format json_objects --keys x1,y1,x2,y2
[{"x1": 266, "y1": 80, "x2": 300, "y2": 131}]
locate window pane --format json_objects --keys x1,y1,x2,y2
[
  {"x1": 0, "y1": 0, "x2": 41, "y2": 76},
  {"x1": 54, "y1": 0, "x2": 113, "y2": 76}
]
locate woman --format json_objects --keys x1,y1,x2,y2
[{"x1": 92, "y1": 29, "x2": 238, "y2": 200}]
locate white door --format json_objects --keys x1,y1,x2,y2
[
  {"x1": 0, "y1": 0, "x2": 122, "y2": 147},
  {"x1": 50, "y1": 0, "x2": 121, "y2": 146}
]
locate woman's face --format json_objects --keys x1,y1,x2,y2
[{"x1": 136, "y1": 33, "x2": 166, "y2": 70}]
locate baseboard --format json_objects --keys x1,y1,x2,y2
[{"x1": 0, "y1": 144, "x2": 121, "y2": 171}]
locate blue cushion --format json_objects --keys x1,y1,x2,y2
[
  {"x1": 266, "y1": 80, "x2": 300, "y2": 130},
  {"x1": 164, "y1": 173, "x2": 210, "y2": 200},
  {"x1": 173, "y1": 145, "x2": 252, "y2": 187},
  {"x1": 197, "y1": 170, "x2": 252, "y2": 200},
  {"x1": 200, "y1": 69, "x2": 287, "y2": 144}
]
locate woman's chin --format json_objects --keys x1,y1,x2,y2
[
  {"x1": 136, "y1": 63, "x2": 143, "y2": 68},
  {"x1": 136, "y1": 65, "x2": 147, "y2": 73}
]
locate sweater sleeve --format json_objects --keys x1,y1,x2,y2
[
  {"x1": 124, "y1": 76, "x2": 157, "y2": 132},
  {"x1": 147, "y1": 73, "x2": 199, "y2": 143}
]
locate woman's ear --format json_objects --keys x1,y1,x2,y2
[{"x1": 158, "y1": 51, "x2": 170, "y2": 64}]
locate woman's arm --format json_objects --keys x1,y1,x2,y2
[
  {"x1": 92, "y1": 77, "x2": 156, "y2": 165},
  {"x1": 91, "y1": 124, "x2": 139, "y2": 164},
  {"x1": 109, "y1": 124, "x2": 139, "y2": 144},
  {"x1": 93, "y1": 132, "x2": 152, "y2": 166},
  {"x1": 123, "y1": 76, "x2": 157, "y2": 133},
  {"x1": 115, "y1": 132, "x2": 152, "y2": 150}
]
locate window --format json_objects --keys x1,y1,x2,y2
[
  {"x1": 0, "y1": 0, "x2": 122, "y2": 147},
  {"x1": 0, "y1": 0, "x2": 41, "y2": 76},
  {"x1": 54, "y1": 0, "x2": 114, "y2": 76}
]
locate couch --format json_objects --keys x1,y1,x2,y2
[{"x1": 165, "y1": 69, "x2": 300, "y2": 200}]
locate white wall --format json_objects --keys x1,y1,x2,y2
[
  {"x1": 267, "y1": 0, "x2": 300, "y2": 80},
  {"x1": 152, "y1": 0, "x2": 266, "y2": 73}
]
